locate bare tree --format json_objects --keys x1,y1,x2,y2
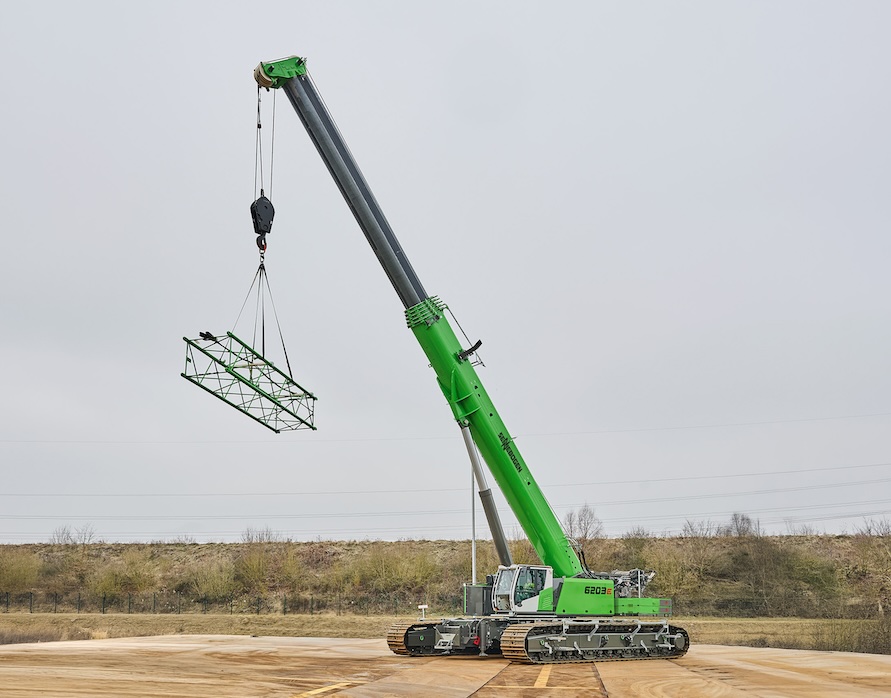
[
  {"x1": 718, "y1": 512, "x2": 760, "y2": 537},
  {"x1": 242, "y1": 526, "x2": 280, "y2": 543},
  {"x1": 75, "y1": 523, "x2": 96, "y2": 547},
  {"x1": 563, "y1": 503, "x2": 603, "y2": 544},
  {"x1": 681, "y1": 519, "x2": 715, "y2": 538},
  {"x1": 857, "y1": 517, "x2": 891, "y2": 537},
  {"x1": 623, "y1": 525, "x2": 652, "y2": 540},
  {"x1": 620, "y1": 526, "x2": 652, "y2": 568},
  {"x1": 784, "y1": 520, "x2": 817, "y2": 536},
  {"x1": 50, "y1": 525, "x2": 75, "y2": 545}
]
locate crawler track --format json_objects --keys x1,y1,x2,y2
[
  {"x1": 386, "y1": 621, "x2": 442, "y2": 656},
  {"x1": 389, "y1": 617, "x2": 689, "y2": 664},
  {"x1": 386, "y1": 622, "x2": 414, "y2": 655},
  {"x1": 501, "y1": 620, "x2": 689, "y2": 664}
]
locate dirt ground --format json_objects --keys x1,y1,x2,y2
[{"x1": 0, "y1": 635, "x2": 889, "y2": 697}]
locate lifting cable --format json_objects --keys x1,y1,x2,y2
[
  {"x1": 180, "y1": 80, "x2": 315, "y2": 434},
  {"x1": 237, "y1": 86, "x2": 293, "y2": 377},
  {"x1": 253, "y1": 85, "x2": 277, "y2": 201},
  {"x1": 232, "y1": 261, "x2": 294, "y2": 378}
]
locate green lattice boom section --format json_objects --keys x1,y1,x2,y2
[{"x1": 182, "y1": 331, "x2": 316, "y2": 433}]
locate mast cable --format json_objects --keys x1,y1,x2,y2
[
  {"x1": 233, "y1": 267, "x2": 262, "y2": 329},
  {"x1": 269, "y1": 90, "x2": 276, "y2": 199},
  {"x1": 252, "y1": 272, "x2": 263, "y2": 355},
  {"x1": 262, "y1": 268, "x2": 294, "y2": 377},
  {"x1": 260, "y1": 266, "x2": 266, "y2": 356},
  {"x1": 254, "y1": 87, "x2": 265, "y2": 196},
  {"x1": 253, "y1": 87, "x2": 259, "y2": 198},
  {"x1": 243, "y1": 86, "x2": 290, "y2": 369}
]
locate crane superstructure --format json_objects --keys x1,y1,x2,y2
[{"x1": 254, "y1": 55, "x2": 688, "y2": 663}]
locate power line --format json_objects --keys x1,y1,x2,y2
[
  {"x1": 5, "y1": 488, "x2": 891, "y2": 541},
  {"x1": 597, "y1": 497, "x2": 891, "y2": 526},
  {"x1": 4, "y1": 504, "x2": 890, "y2": 544},
  {"x1": 1, "y1": 411, "x2": 888, "y2": 445},
  {"x1": 4, "y1": 474, "x2": 890, "y2": 521},
  {"x1": 522, "y1": 411, "x2": 891, "y2": 437},
  {"x1": 3, "y1": 460, "x2": 889, "y2": 498}
]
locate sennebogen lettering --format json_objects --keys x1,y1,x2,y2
[{"x1": 498, "y1": 432, "x2": 523, "y2": 474}]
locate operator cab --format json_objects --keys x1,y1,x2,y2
[{"x1": 492, "y1": 564, "x2": 553, "y2": 613}]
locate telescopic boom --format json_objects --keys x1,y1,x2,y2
[{"x1": 256, "y1": 56, "x2": 584, "y2": 578}]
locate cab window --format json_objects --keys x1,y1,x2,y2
[
  {"x1": 513, "y1": 567, "x2": 546, "y2": 604},
  {"x1": 493, "y1": 568, "x2": 516, "y2": 611}
]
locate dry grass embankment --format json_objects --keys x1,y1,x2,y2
[{"x1": 1, "y1": 532, "x2": 890, "y2": 653}]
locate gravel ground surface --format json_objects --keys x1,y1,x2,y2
[{"x1": 0, "y1": 635, "x2": 890, "y2": 697}]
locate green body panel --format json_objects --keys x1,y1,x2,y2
[
  {"x1": 406, "y1": 297, "x2": 584, "y2": 578},
  {"x1": 616, "y1": 597, "x2": 672, "y2": 616},
  {"x1": 258, "y1": 56, "x2": 307, "y2": 87},
  {"x1": 537, "y1": 587, "x2": 554, "y2": 612},
  {"x1": 556, "y1": 578, "x2": 615, "y2": 616}
]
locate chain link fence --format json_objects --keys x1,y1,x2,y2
[{"x1": 0, "y1": 590, "x2": 462, "y2": 617}]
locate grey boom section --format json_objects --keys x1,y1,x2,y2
[
  {"x1": 280, "y1": 75, "x2": 428, "y2": 309},
  {"x1": 461, "y1": 424, "x2": 513, "y2": 567}
]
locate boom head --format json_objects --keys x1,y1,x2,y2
[{"x1": 254, "y1": 56, "x2": 307, "y2": 89}]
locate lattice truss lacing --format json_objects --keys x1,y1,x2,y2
[{"x1": 182, "y1": 332, "x2": 316, "y2": 433}]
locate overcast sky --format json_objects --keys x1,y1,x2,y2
[{"x1": 0, "y1": 1, "x2": 889, "y2": 545}]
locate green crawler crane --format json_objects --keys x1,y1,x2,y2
[{"x1": 255, "y1": 55, "x2": 689, "y2": 663}]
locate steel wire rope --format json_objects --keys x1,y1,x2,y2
[
  {"x1": 253, "y1": 86, "x2": 265, "y2": 198},
  {"x1": 269, "y1": 89, "x2": 276, "y2": 199},
  {"x1": 231, "y1": 267, "x2": 263, "y2": 331},
  {"x1": 231, "y1": 236, "x2": 292, "y2": 373},
  {"x1": 260, "y1": 260, "x2": 294, "y2": 377},
  {"x1": 233, "y1": 94, "x2": 294, "y2": 375},
  {"x1": 252, "y1": 266, "x2": 264, "y2": 355},
  {"x1": 246, "y1": 82, "x2": 293, "y2": 374}
]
